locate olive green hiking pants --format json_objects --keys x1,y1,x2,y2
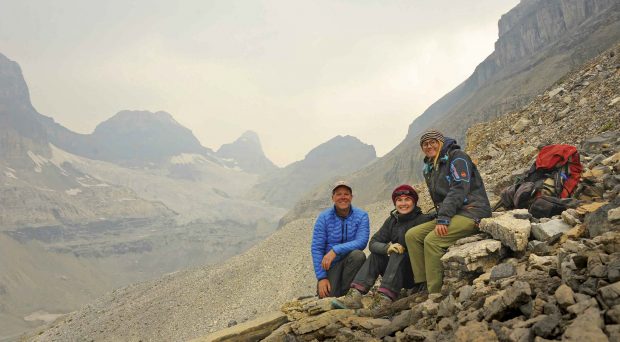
[{"x1": 404, "y1": 215, "x2": 477, "y2": 293}]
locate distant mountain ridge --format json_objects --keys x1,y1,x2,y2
[{"x1": 251, "y1": 135, "x2": 376, "y2": 208}]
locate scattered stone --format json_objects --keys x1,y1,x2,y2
[
  {"x1": 554, "y1": 284, "x2": 575, "y2": 309},
  {"x1": 531, "y1": 219, "x2": 571, "y2": 241},
  {"x1": 567, "y1": 298, "x2": 598, "y2": 316},
  {"x1": 548, "y1": 87, "x2": 565, "y2": 98},
  {"x1": 562, "y1": 307, "x2": 607, "y2": 340},
  {"x1": 584, "y1": 199, "x2": 618, "y2": 237},
  {"x1": 490, "y1": 263, "x2": 516, "y2": 280},
  {"x1": 454, "y1": 321, "x2": 499, "y2": 342},
  {"x1": 598, "y1": 281, "x2": 620, "y2": 308},
  {"x1": 562, "y1": 210, "x2": 581, "y2": 226},
  {"x1": 528, "y1": 240, "x2": 551, "y2": 255},
  {"x1": 458, "y1": 285, "x2": 474, "y2": 304},
  {"x1": 528, "y1": 254, "x2": 558, "y2": 273},
  {"x1": 606, "y1": 304, "x2": 620, "y2": 324},
  {"x1": 483, "y1": 281, "x2": 532, "y2": 321},
  {"x1": 371, "y1": 309, "x2": 411, "y2": 338},
  {"x1": 609, "y1": 207, "x2": 620, "y2": 222},
  {"x1": 512, "y1": 118, "x2": 532, "y2": 134},
  {"x1": 531, "y1": 314, "x2": 560, "y2": 338}
]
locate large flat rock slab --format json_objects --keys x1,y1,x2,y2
[{"x1": 192, "y1": 311, "x2": 288, "y2": 342}]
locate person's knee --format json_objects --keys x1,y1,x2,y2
[
  {"x1": 405, "y1": 227, "x2": 423, "y2": 244},
  {"x1": 423, "y1": 233, "x2": 440, "y2": 251},
  {"x1": 349, "y1": 249, "x2": 366, "y2": 264}
]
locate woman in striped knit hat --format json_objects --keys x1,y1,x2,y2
[{"x1": 404, "y1": 129, "x2": 491, "y2": 294}]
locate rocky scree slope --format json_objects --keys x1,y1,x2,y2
[
  {"x1": 282, "y1": 0, "x2": 620, "y2": 224},
  {"x1": 467, "y1": 43, "x2": 620, "y2": 195}
]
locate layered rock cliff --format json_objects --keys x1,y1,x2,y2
[{"x1": 283, "y1": 0, "x2": 620, "y2": 224}]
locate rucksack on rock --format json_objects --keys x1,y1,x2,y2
[{"x1": 496, "y1": 144, "x2": 583, "y2": 217}]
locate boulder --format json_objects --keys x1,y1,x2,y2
[
  {"x1": 441, "y1": 239, "x2": 506, "y2": 273},
  {"x1": 567, "y1": 297, "x2": 598, "y2": 316},
  {"x1": 562, "y1": 307, "x2": 606, "y2": 341},
  {"x1": 483, "y1": 281, "x2": 532, "y2": 321},
  {"x1": 585, "y1": 198, "x2": 619, "y2": 237},
  {"x1": 598, "y1": 281, "x2": 620, "y2": 308},
  {"x1": 490, "y1": 263, "x2": 516, "y2": 280},
  {"x1": 531, "y1": 219, "x2": 571, "y2": 241},
  {"x1": 480, "y1": 210, "x2": 531, "y2": 252},
  {"x1": 371, "y1": 309, "x2": 411, "y2": 338}
]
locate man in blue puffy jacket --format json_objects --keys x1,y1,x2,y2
[{"x1": 311, "y1": 181, "x2": 369, "y2": 298}]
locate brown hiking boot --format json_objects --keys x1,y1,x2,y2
[
  {"x1": 367, "y1": 292, "x2": 392, "y2": 313},
  {"x1": 332, "y1": 288, "x2": 363, "y2": 309}
]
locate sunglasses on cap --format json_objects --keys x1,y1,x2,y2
[{"x1": 394, "y1": 190, "x2": 415, "y2": 196}]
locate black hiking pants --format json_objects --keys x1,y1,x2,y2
[
  {"x1": 321, "y1": 249, "x2": 366, "y2": 297},
  {"x1": 351, "y1": 252, "x2": 414, "y2": 297}
]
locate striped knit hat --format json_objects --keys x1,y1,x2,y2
[{"x1": 419, "y1": 129, "x2": 445, "y2": 147}]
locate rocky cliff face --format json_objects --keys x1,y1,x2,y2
[
  {"x1": 216, "y1": 130, "x2": 278, "y2": 175},
  {"x1": 252, "y1": 135, "x2": 376, "y2": 208},
  {"x1": 283, "y1": 0, "x2": 620, "y2": 223}
]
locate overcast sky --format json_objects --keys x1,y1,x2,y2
[{"x1": 0, "y1": 0, "x2": 519, "y2": 166}]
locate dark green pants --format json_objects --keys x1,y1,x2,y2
[{"x1": 404, "y1": 215, "x2": 477, "y2": 293}]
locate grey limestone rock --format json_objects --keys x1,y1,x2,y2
[
  {"x1": 531, "y1": 219, "x2": 571, "y2": 241},
  {"x1": 480, "y1": 210, "x2": 531, "y2": 252},
  {"x1": 490, "y1": 263, "x2": 516, "y2": 280},
  {"x1": 441, "y1": 239, "x2": 506, "y2": 274}
]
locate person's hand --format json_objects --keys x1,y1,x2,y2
[
  {"x1": 321, "y1": 250, "x2": 337, "y2": 271},
  {"x1": 317, "y1": 279, "x2": 331, "y2": 298},
  {"x1": 387, "y1": 243, "x2": 406, "y2": 255},
  {"x1": 435, "y1": 224, "x2": 448, "y2": 237}
]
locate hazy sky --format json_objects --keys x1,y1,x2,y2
[{"x1": 0, "y1": 0, "x2": 519, "y2": 166}]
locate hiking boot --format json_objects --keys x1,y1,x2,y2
[
  {"x1": 332, "y1": 288, "x2": 363, "y2": 309},
  {"x1": 407, "y1": 282, "x2": 428, "y2": 296},
  {"x1": 367, "y1": 292, "x2": 392, "y2": 314}
]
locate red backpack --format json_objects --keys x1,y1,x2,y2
[{"x1": 497, "y1": 144, "x2": 583, "y2": 217}]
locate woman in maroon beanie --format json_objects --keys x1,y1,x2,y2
[{"x1": 334, "y1": 184, "x2": 433, "y2": 310}]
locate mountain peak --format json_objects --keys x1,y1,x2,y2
[
  {"x1": 95, "y1": 110, "x2": 180, "y2": 133},
  {"x1": 216, "y1": 131, "x2": 277, "y2": 174},
  {"x1": 0, "y1": 52, "x2": 32, "y2": 108},
  {"x1": 87, "y1": 110, "x2": 210, "y2": 165}
]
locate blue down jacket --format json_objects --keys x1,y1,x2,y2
[{"x1": 311, "y1": 205, "x2": 370, "y2": 280}]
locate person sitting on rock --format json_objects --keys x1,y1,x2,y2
[
  {"x1": 405, "y1": 129, "x2": 492, "y2": 294},
  {"x1": 335, "y1": 184, "x2": 434, "y2": 309},
  {"x1": 311, "y1": 181, "x2": 369, "y2": 298}
]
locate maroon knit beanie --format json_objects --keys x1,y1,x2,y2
[{"x1": 391, "y1": 184, "x2": 419, "y2": 204}]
